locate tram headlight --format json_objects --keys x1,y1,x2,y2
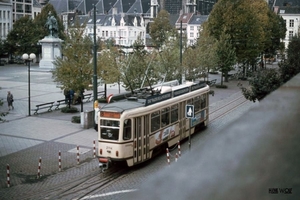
[{"x1": 100, "y1": 149, "x2": 102, "y2": 155}]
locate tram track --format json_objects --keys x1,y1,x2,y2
[
  {"x1": 209, "y1": 94, "x2": 249, "y2": 123},
  {"x1": 19, "y1": 164, "x2": 133, "y2": 200}
]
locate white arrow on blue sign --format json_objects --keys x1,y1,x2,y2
[{"x1": 186, "y1": 105, "x2": 194, "y2": 118}]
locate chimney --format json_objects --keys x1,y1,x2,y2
[{"x1": 112, "y1": 7, "x2": 118, "y2": 15}]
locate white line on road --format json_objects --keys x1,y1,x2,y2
[{"x1": 80, "y1": 189, "x2": 138, "y2": 199}]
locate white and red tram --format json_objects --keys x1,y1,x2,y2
[{"x1": 96, "y1": 80, "x2": 210, "y2": 170}]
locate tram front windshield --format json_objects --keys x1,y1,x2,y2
[{"x1": 100, "y1": 120, "x2": 120, "y2": 140}]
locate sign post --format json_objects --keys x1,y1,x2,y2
[{"x1": 186, "y1": 105, "x2": 194, "y2": 150}]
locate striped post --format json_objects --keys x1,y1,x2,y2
[
  {"x1": 58, "y1": 151, "x2": 61, "y2": 172},
  {"x1": 166, "y1": 148, "x2": 170, "y2": 165},
  {"x1": 77, "y1": 146, "x2": 80, "y2": 165},
  {"x1": 93, "y1": 140, "x2": 96, "y2": 158},
  {"x1": 175, "y1": 153, "x2": 178, "y2": 162},
  {"x1": 37, "y1": 157, "x2": 42, "y2": 179},
  {"x1": 7, "y1": 164, "x2": 10, "y2": 188},
  {"x1": 178, "y1": 141, "x2": 181, "y2": 157}
]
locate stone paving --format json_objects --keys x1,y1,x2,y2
[{"x1": 0, "y1": 63, "x2": 252, "y2": 198}]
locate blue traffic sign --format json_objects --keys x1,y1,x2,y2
[{"x1": 186, "y1": 105, "x2": 194, "y2": 118}]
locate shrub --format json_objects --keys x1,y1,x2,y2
[
  {"x1": 61, "y1": 106, "x2": 79, "y2": 113},
  {"x1": 71, "y1": 116, "x2": 80, "y2": 123},
  {"x1": 242, "y1": 69, "x2": 281, "y2": 102},
  {"x1": 98, "y1": 98, "x2": 107, "y2": 103},
  {"x1": 216, "y1": 84, "x2": 228, "y2": 88}
]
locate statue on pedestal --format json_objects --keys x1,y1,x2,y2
[
  {"x1": 39, "y1": 11, "x2": 63, "y2": 69},
  {"x1": 44, "y1": 11, "x2": 58, "y2": 38}
]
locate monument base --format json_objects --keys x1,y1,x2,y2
[
  {"x1": 39, "y1": 59, "x2": 55, "y2": 69},
  {"x1": 39, "y1": 36, "x2": 63, "y2": 69}
]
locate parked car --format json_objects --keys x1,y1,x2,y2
[
  {"x1": 0, "y1": 60, "x2": 7, "y2": 66},
  {"x1": 15, "y1": 58, "x2": 24, "y2": 64}
]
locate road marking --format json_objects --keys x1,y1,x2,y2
[{"x1": 80, "y1": 189, "x2": 138, "y2": 199}]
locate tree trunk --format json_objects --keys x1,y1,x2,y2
[
  {"x1": 224, "y1": 71, "x2": 229, "y2": 82},
  {"x1": 221, "y1": 72, "x2": 224, "y2": 85}
]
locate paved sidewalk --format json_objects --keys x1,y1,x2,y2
[{"x1": 0, "y1": 63, "x2": 246, "y2": 189}]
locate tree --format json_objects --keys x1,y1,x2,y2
[
  {"x1": 120, "y1": 38, "x2": 157, "y2": 91},
  {"x1": 97, "y1": 43, "x2": 123, "y2": 92},
  {"x1": 33, "y1": 3, "x2": 65, "y2": 41},
  {"x1": 263, "y1": 10, "x2": 286, "y2": 60},
  {"x1": 149, "y1": 9, "x2": 177, "y2": 49},
  {"x1": 0, "y1": 99, "x2": 8, "y2": 122},
  {"x1": 195, "y1": 23, "x2": 218, "y2": 81},
  {"x1": 5, "y1": 16, "x2": 39, "y2": 56},
  {"x1": 155, "y1": 35, "x2": 182, "y2": 82},
  {"x1": 5, "y1": 4, "x2": 65, "y2": 58},
  {"x1": 279, "y1": 35, "x2": 300, "y2": 82},
  {"x1": 215, "y1": 31, "x2": 236, "y2": 84},
  {"x1": 242, "y1": 32, "x2": 299, "y2": 103},
  {"x1": 206, "y1": 0, "x2": 280, "y2": 68},
  {"x1": 0, "y1": 39, "x2": 8, "y2": 57},
  {"x1": 52, "y1": 20, "x2": 92, "y2": 112}
]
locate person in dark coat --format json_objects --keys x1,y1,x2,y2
[{"x1": 7, "y1": 91, "x2": 14, "y2": 110}]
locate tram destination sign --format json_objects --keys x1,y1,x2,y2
[
  {"x1": 145, "y1": 92, "x2": 172, "y2": 106},
  {"x1": 173, "y1": 87, "x2": 190, "y2": 97},
  {"x1": 191, "y1": 82, "x2": 206, "y2": 91}
]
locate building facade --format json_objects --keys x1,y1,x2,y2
[
  {"x1": 0, "y1": 0, "x2": 13, "y2": 40},
  {"x1": 273, "y1": 0, "x2": 300, "y2": 49},
  {"x1": 11, "y1": 0, "x2": 41, "y2": 23}
]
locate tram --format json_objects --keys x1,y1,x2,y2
[{"x1": 95, "y1": 80, "x2": 210, "y2": 170}]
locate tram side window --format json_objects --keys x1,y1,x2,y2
[
  {"x1": 161, "y1": 107, "x2": 170, "y2": 127},
  {"x1": 123, "y1": 119, "x2": 132, "y2": 140},
  {"x1": 151, "y1": 111, "x2": 160, "y2": 132},
  {"x1": 187, "y1": 99, "x2": 193, "y2": 106},
  {"x1": 201, "y1": 94, "x2": 207, "y2": 109},
  {"x1": 194, "y1": 96, "x2": 201, "y2": 112},
  {"x1": 171, "y1": 104, "x2": 178, "y2": 123}
]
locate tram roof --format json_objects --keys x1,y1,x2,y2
[
  {"x1": 101, "y1": 99, "x2": 145, "y2": 112},
  {"x1": 100, "y1": 81, "x2": 208, "y2": 113}
]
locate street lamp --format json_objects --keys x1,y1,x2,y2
[
  {"x1": 22, "y1": 53, "x2": 36, "y2": 116},
  {"x1": 93, "y1": 4, "x2": 98, "y2": 102}
]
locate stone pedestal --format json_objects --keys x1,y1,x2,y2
[{"x1": 39, "y1": 36, "x2": 63, "y2": 69}]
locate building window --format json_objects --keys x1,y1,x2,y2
[
  {"x1": 190, "y1": 26, "x2": 194, "y2": 31},
  {"x1": 190, "y1": 32, "x2": 194, "y2": 37},
  {"x1": 289, "y1": 31, "x2": 293, "y2": 39},
  {"x1": 106, "y1": 31, "x2": 108, "y2": 37},
  {"x1": 289, "y1": 20, "x2": 294, "y2": 27}
]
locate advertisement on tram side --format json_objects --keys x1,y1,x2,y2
[{"x1": 155, "y1": 125, "x2": 176, "y2": 145}]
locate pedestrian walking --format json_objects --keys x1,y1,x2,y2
[{"x1": 7, "y1": 91, "x2": 14, "y2": 110}]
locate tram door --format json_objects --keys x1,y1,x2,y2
[
  {"x1": 179, "y1": 102, "x2": 186, "y2": 140},
  {"x1": 133, "y1": 116, "x2": 150, "y2": 164}
]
